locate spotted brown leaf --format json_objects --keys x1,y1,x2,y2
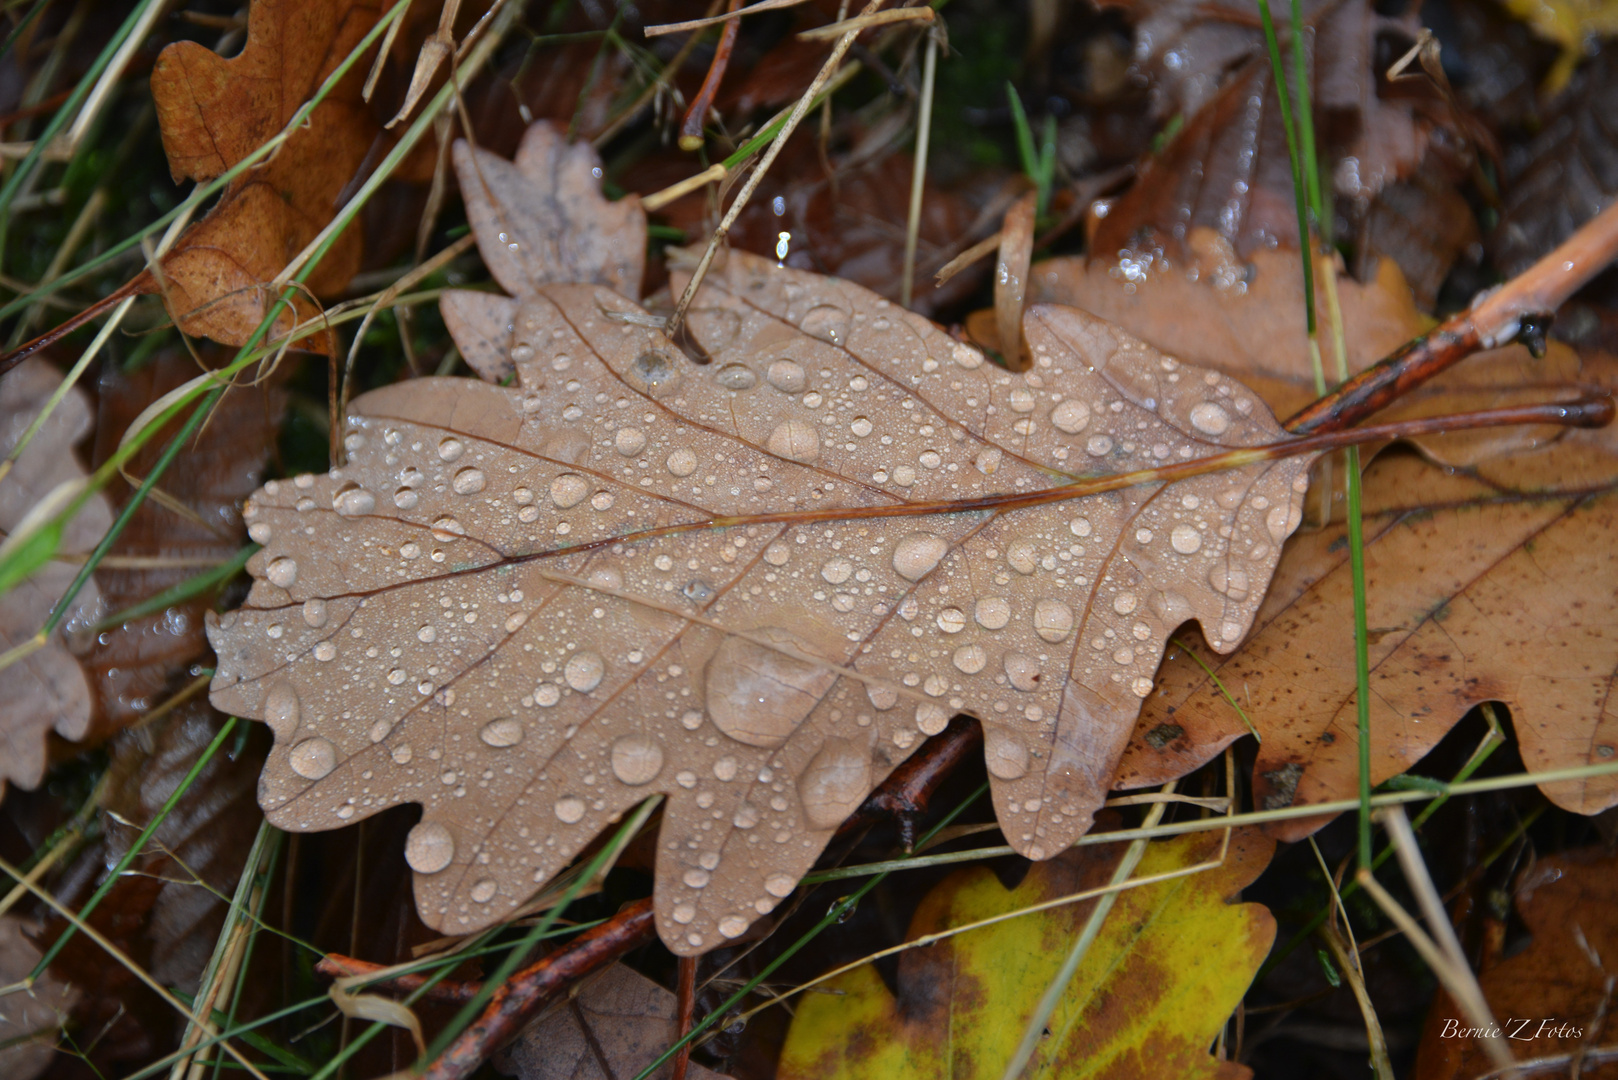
[{"x1": 206, "y1": 249, "x2": 1314, "y2": 954}]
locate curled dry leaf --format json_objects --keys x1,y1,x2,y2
[
  {"x1": 777, "y1": 827, "x2": 1276, "y2": 1080},
  {"x1": 143, "y1": 0, "x2": 382, "y2": 353},
  {"x1": 995, "y1": 191, "x2": 1037, "y2": 372},
  {"x1": 207, "y1": 247, "x2": 1315, "y2": 954},
  {"x1": 442, "y1": 121, "x2": 647, "y2": 385},
  {"x1": 0, "y1": 360, "x2": 112, "y2": 798},
  {"x1": 0, "y1": 915, "x2": 80, "y2": 1080},
  {"x1": 1414, "y1": 845, "x2": 1618, "y2": 1080},
  {"x1": 495, "y1": 963, "x2": 732, "y2": 1080}
]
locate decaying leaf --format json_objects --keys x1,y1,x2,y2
[
  {"x1": 143, "y1": 0, "x2": 381, "y2": 352},
  {"x1": 776, "y1": 827, "x2": 1275, "y2": 1080},
  {"x1": 0, "y1": 360, "x2": 112, "y2": 798},
  {"x1": 1414, "y1": 845, "x2": 1618, "y2": 1080},
  {"x1": 495, "y1": 963, "x2": 731, "y2": 1080},
  {"x1": 441, "y1": 121, "x2": 647, "y2": 385},
  {"x1": 207, "y1": 243, "x2": 1316, "y2": 954},
  {"x1": 0, "y1": 915, "x2": 80, "y2": 1080}
]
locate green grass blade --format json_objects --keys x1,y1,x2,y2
[{"x1": 92, "y1": 545, "x2": 256, "y2": 632}]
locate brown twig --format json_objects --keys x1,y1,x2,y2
[
  {"x1": 835, "y1": 713, "x2": 984, "y2": 848},
  {"x1": 680, "y1": 0, "x2": 741, "y2": 152},
  {"x1": 0, "y1": 277, "x2": 140, "y2": 378},
  {"x1": 672, "y1": 954, "x2": 699, "y2": 1080},
  {"x1": 314, "y1": 954, "x2": 487, "y2": 1004},
  {"x1": 1287, "y1": 198, "x2": 1618, "y2": 435}
]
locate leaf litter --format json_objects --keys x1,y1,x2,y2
[{"x1": 207, "y1": 121, "x2": 1319, "y2": 952}]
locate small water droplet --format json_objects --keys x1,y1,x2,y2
[
  {"x1": 550, "y1": 474, "x2": 589, "y2": 508},
  {"x1": 666, "y1": 448, "x2": 698, "y2": 477},
  {"x1": 452, "y1": 467, "x2": 486, "y2": 495},
  {"x1": 266, "y1": 557, "x2": 298, "y2": 588},
  {"x1": 554, "y1": 796, "x2": 586, "y2": 823},
  {"x1": 564, "y1": 651, "x2": 605, "y2": 692},
  {"x1": 1131, "y1": 677, "x2": 1155, "y2": 697},
  {"x1": 431, "y1": 517, "x2": 464, "y2": 541},
  {"x1": 405, "y1": 822, "x2": 455, "y2": 873},
  {"x1": 248, "y1": 521, "x2": 272, "y2": 544},
  {"x1": 763, "y1": 542, "x2": 790, "y2": 566},
  {"x1": 392, "y1": 743, "x2": 413, "y2": 764},
  {"x1": 394, "y1": 487, "x2": 418, "y2": 509},
  {"x1": 713, "y1": 756, "x2": 739, "y2": 781},
  {"x1": 936, "y1": 607, "x2": 966, "y2": 633},
  {"x1": 952, "y1": 342, "x2": 984, "y2": 368},
  {"x1": 313, "y1": 641, "x2": 337, "y2": 662},
  {"x1": 975, "y1": 448, "x2": 1003, "y2": 475},
  {"x1": 633, "y1": 350, "x2": 677, "y2": 385},
  {"x1": 684, "y1": 868, "x2": 711, "y2": 888},
  {"x1": 1009, "y1": 388, "x2": 1037, "y2": 413},
  {"x1": 1266, "y1": 503, "x2": 1301, "y2": 544},
  {"x1": 1086, "y1": 435, "x2": 1114, "y2": 456},
  {"x1": 615, "y1": 427, "x2": 647, "y2": 457},
  {"x1": 892, "y1": 532, "x2": 948, "y2": 581},
  {"x1": 1208, "y1": 565, "x2": 1250, "y2": 599},
  {"x1": 480, "y1": 717, "x2": 524, "y2": 747},
  {"x1": 611, "y1": 735, "x2": 664, "y2": 785},
  {"x1": 673, "y1": 903, "x2": 697, "y2": 924},
  {"x1": 290, "y1": 737, "x2": 336, "y2": 779},
  {"x1": 798, "y1": 306, "x2": 850, "y2": 345},
  {"x1": 471, "y1": 879, "x2": 498, "y2": 903},
  {"x1": 765, "y1": 872, "x2": 796, "y2": 898}
]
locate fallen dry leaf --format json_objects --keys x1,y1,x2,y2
[
  {"x1": 206, "y1": 246, "x2": 1316, "y2": 954},
  {"x1": 0, "y1": 915, "x2": 80, "y2": 1080},
  {"x1": 143, "y1": 0, "x2": 381, "y2": 352},
  {"x1": 494, "y1": 963, "x2": 731, "y2": 1080},
  {"x1": 1414, "y1": 845, "x2": 1618, "y2": 1080},
  {"x1": 776, "y1": 827, "x2": 1274, "y2": 1080},
  {"x1": 0, "y1": 359, "x2": 112, "y2": 798}
]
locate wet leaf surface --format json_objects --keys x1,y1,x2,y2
[
  {"x1": 776, "y1": 827, "x2": 1275, "y2": 1080},
  {"x1": 0, "y1": 914, "x2": 79, "y2": 1080},
  {"x1": 207, "y1": 243, "x2": 1315, "y2": 955},
  {"x1": 1414, "y1": 845, "x2": 1618, "y2": 1080},
  {"x1": 495, "y1": 962, "x2": 732, "y2": 1080},
  {"x1": 0, "y1": 360, "x2": 111, "y2": 798},
  {"x1": 141, "y1": 0, "x2": 382, "y2": 352}
]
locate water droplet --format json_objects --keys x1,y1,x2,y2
[
  {"x1": 431, "y1": 517, "x2": 464, "y2": 541},
  {"x1": 391, "y1": 744, "x2": 413, "y2": 764},
  {"x1": 705, "y1": 629, "x2": 837, "y2": 748},
  {"x1": 248, "y1": 521, "x2": 272, "y2": 544},
  {"x1": 1113, "y1": 646, "x2": 1134, "y2": 665},
  {"x1": 1208, "y1": 565, "x2": 1249, "y2": 600},
  {"x1": 405, "y1": 822, "x2": 455, "y2": 873},
  {"x1": 1220, "y1": 621, "x2": 1244, "y2": 642},
  {"x1": 1189, "y1": 402, "x2": 1231, "y2": 435},
  {"x1": 952, "y1": 342, "x2": 984, "y2": 368},
  {"x1": 1131, "y1": 677, "x2": 1155, "y2": 698},
  {"x1": 417, "y1": 624, "x2": 437, "y2": 643},
  {"x1": 765, "y1": 872, "x2": 796, "y2": 897},
  {"x1": 333, "y1": 486, "x2": 376, "y2": 516},
  {"x1": 892, "y1": 532, "x2": 948, "y2": 581},
  {"x1": 1051, "y1": 399, "x2": 1091, "y2": 433},
  {"x1": 1003, "y1": 653, "x2": 1041, "y2": 692},
  {"x1": 763, "y1": 542, "x2": 790, "y2": 566},
  {"x1": 615, "y1": 427, "x2": 647, "y2": 456},
  {"x1": 683, "y1": 868, "x2": 711, "y2": 889},
  {"x1": 634, "y1": 350, "x2": 677, "y2": 385},
  {"x1": 452, "y1": 467, "x2": 486, "y2": 495},
  {"x1": 936, "y1": 607, "x2": 967, "y2": 634},
  {"x1": 1032, "y1": 599, "x2": 1074, "y2": 643},
  {"x1": 977, "y1": 596, "x2": 1012, "y2": 629},
  {"x1": 798, "y1": 738, "x2": 871, "y2": 829},
  {"x1": 1170, "y1": 525, "x2": 1202, "y2": 555},
  {"x1": 766, "y1": 419, "x2": 820, "y2": 462},
  {"x1": 550, "y1": 474, "x2": 589, "y2": 508},
  {"x1": 953, "y1": 644, "x2": 988, "y2": 674},
  {"x1": 719, "y1": 915, "x2": 748, "y2": 939},
  {"x1": 867, "y1": 684, "x2": 899, "y2": 710},
  {"x1": 554, "y1": 796, "x2": 586, "y2": 823},
  {"x1": 266, "y1": 557, "x2": 298, "y2": 588},
  {"x1": 798, "y1": 306, "x2": 850, "y2": 345},
  {"x1": 716, "y1": 363, "x2": 756, "y2": 390},
  {"x1": 1009, "y1": 388, "x2": 1037, "y2": 413},
  {"x1": 313, "y1": 641, "x2": 337, "y2": 662},
  {"x1": 1006, "y1": 539, "x2": 1039, "y2": 575},
  {"x1": 916, "y1": 702, "x2": 950, "y2": 735},
  {"x1": 290, "y1": 737, "x2": 336, "y2": 779},
  {"x1": 1086, "y1": 435, "x2": 1114, "y2": 456},
  {"x1": 438, "y1": 437, "x2": 465, "y2": 462},
  {"x1": 1266, "y1": 503, "x2": 1301, "y2": 544},
  {"x1": 850, "y1": 416, "x2": 873, "y2": 437},
  {"x1": 565, "y1": 651, "x2": 605, "y2": 692},
  {"x1": 665, "y1": 448, "x2": 699, "y2": 477},
  {"x1": 975, "y1": 448, "x2": 1003, "y2": 475},
  {"x1": 766, "y1": 359, "x2": 807, "y2": 393},
  {"x1": 302, "y1": 599, "x2": 327, "y2": 627},
  {"x1": 263, "y1": 680, "x2": 300, "y2": 736},
  {"x1": 1112, "y1": 592, "x2": 1139, "y2": 615},
  {"x1": 480, "y1": 717, "x2": 524, "y2": 747},
  {"x1": 985, "y1": 731, "x2": 1029, "y2": 779},
  {"x1": 611, "y1": 735, "x2": 664, "y2": 785},
  {"x1": 471, "y1": 879, "x2": 498, "y2": 903},
  {"x1": 673, "y1": 903, "x2": 697, "y2": 924},
  {"x1": 394, "y1": 487, "x2": 418, "y2": 509}
]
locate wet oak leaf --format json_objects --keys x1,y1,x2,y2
[
  {"x1": 1414, "y1": 845, "x2": 1618, "y2": 1080},
  {"x1": 143, "y1": 0, "x2": 382, "y2": 353},
  {"x1": 495, "y1": 963, "x2": 731, "y2": 1080},
  {"x1": 776, "y1": 827, "x2": 1275, "y2": 1080},
  {"x1": 0, "y1": 360, "x2": 113, "y2": 798},
  {"x1": 206, "y1": 249, "x2": 1314, "y2": 954},
  {"x1": 0, "y1": 914, "x2": 80, "y2": 1080}
]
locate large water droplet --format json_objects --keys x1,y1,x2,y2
[
  {"x1": 716, "y1": 363, "x2": 756, "y2": 390},
  {"x1": 766, "y1": 419, "x2": 820, "y2": 462},
  {"x1": 666, "y1": 448, "x2": 698, "y2": 477},
  {"x1": 554, "y1": 796, "x2": 586, "y2": 823},
  {"x1": 633, "y1": 350, "x2": 678, "y2": 386},
  {"x1": 1170, "y1": 524, "x2": 1202, "y2": 554},
  {"x1": 550, "y1": 474, "x2": 589, "y2": 508},
  {"x1": 290, "y1": 736, "x2": 336, "y2": 779},
  {"x1": 479, "y1": 717, "x2": 524, "y2": 747},
  {"x1": 1266, "y1": 503, "x2": 1301, "y2": 544},
  {"x1": 1207, "y1": 564, "x2": 1250, "y2": 600},
  {"x1": 892, "y1": 532, "x2": 948, "y2": 581},
  {"x1": 405, "y1": 821, "x2": 455, "y2": 873},
  {"x1": 564, "y1": 651, "x2": 606, "y2": 692},
  {"x1": 452, "y1": 467, "x2": 486, "y2": 495},
  {"x1": 471, "y1": 879, "x2": 498, "y2": 903},
  {"x1": 798, "y1": 738, "x2": 871, "y2": 829},
  {"x1": 705, "y1": 629, "x2": 838, "y2": 748},
  {"x1": 266, "y1": 557, "x2": 298, "y2": 588},
  {"x1": 953, "y1": 644, "x2": 988, "y2": 674},
  {"x1": 615, "y1": 427, "x2": 647, "y2": 457},
  {"x1": 1032, "y1": 599, "x2": 1074, "y2": 643},
  {"x1": 438, "y1": 437, "x2": 465, "y2": 462},
  {"x1": 1189, "y1": 402, "x2": 1231, "y2": 435},
  {"x1": 719, "y1": 915, "x2": 748, "y2": 939},
  {"x1": 611, "y1": 735, "x2": 664, "y2": 785},
  {"x1": 985, "y1": 731, "x2": 1029, "y2": 779},
  {"x1": 333, "y1": 486, "x2": 376, "y2": 516},
  {"x1": 916, "y1": 702, "x2": 950, "y2": 735},
  {"x1": 1003, "y1": 653, "x2": 1041, "y2": 692},
  {"x1": 263, "y1": 680, "x2": 301, "y2": 737},
  {"x1": 798, "y1": 306, "x2": 850, "y2": 345},
  {"x1": 765, "y1": 872, "x2": 796, "y2": 898},
  {"x1": 820, "y1": 557, "x2": 853, "y2": 584},
  {"x1": 766, "y1": 359, "x2": 807, "y2": 393},
  {"x1": 975, "y1": 597, "x2": 1011, "y2": 630},
  {"x1": 1051, "y1": 399, "x2": 1091, "y2": 434},
  {"x1": 302, "y1": 598, "x2": 327, "y2": 627}
]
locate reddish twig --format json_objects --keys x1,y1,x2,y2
[
  {"x1": 0, "y1": 277, "x2": 139, "y2": 378},
  {"x1": 679, "y1": 0, "x2": 742, "y2": 152},
  {"x1": 672, "y1": 955, "x2": 698, "y2": 1080},
  {"x1": 1287, "y1": 198, "x2": 1618, "y2": 435},
  {"x1": 836, "y1": 713, "x2": 984, "y2": 848},
  {"x1": 315, "y1": 954, "x2": 487, "y2": 1003},
  {"x1": 423, "y1": 898, "x2": 657, "y2": 1080}
]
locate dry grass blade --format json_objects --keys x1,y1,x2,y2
[{"x1": 644, "y1": 0, "x2": 812, "y2": 38}]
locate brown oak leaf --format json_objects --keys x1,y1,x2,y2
[
  {"x1": 142, "y1": 0, "x2": 381, "y2": 353},
  {"x1": 0, "y1": 360, "x2": 112, "y2": 798},
  {"x1": 206, "y1": 249, "x2": 1316, "y2": 954}
]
